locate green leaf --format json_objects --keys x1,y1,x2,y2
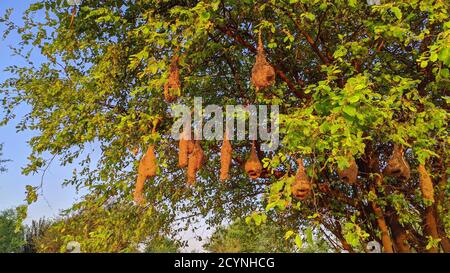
[
  {"x1": 284, "y1": 230, "x2": 295, "y2": 240},
  {"x1": 438, "y1": 48, "x2": 450, "y2": 66},
  {"x1": 294, "y1": 234, "x2": 303, "y2": 248},
  {"x1": 343, "y1": 105, "x2": 357, "y2": 116},
  {"x1": 390, "y1": 7, "x2": 402, "y2": 20},
  {"x1": 420, "y1": 60, "x2": 428, "y2": 68}
]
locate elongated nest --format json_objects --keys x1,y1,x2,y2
[
  {"x1": 385, "y1": 144, "x2": 410, "y2": 180},
  {"x1": 337, "y1": 156, "x2": 358, "y2": 184},
  {"x1": 178, "y1": 127, "x2": 193, "y2": 168},
  {"x1": 164, "y1": 55, "x2": 181, "y2": 103},
  {"x1": 244, "y1": 143, "x2": 262, "y2": 179},
  {"x1": 220, "y1": 132, "x2": 232, "y2": 181},
  {"x1": 187, "y1": 141, "x2": 205, "y2": 185},
  {"x1": 418, "y1": 164, "x2": 434, "y2": 203},
  {"x1": 134, "y1": 145, "x2": 157, "y2": 204},
  {"x1": 291, "y1": 159, "x2": 312, "y2": 200},
  {"x1": 251, "y1": 33, "x2": 275, "y2": 91}
]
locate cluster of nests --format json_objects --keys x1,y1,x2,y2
[
  {"x1": 290, "y1": 144, "x2": 424, "y2": 201},
  {"x1": 162, "y1": 32, "x2": 276, "y2": 104},
  {"x1": 134, "y1": 35, "x2": 432, "y2": 205}
]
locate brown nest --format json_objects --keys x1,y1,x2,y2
[
  {"x1": 291, "y1": 159, "x2": 312, "y2": 200},
  {"x1": 164, "y1": 54, "x2": 181, "y2": 103},
  {"x1": 337, "y1": 156, "x2": 358, "y2": 184},
  {"x1": 251, "y1": 32, "x2": 275, "y2": 91},
  {"x1": 133, "y1": 145, "x2": 157, "y2": 204},
  {"x1": 178, "y1": 126, "x2": 192, "y2": 168},
  {"x1": 187, "y1": 141, "x2": 205, "y2": 185},
  {"x1": 244, "y1": 142, "x2": 262, "y2": 179},
  {"x1": 418, "y1": 164, "x2": 434, "y2": 203},
  {"x1": 220, "y1": 131, "x2": 232, "y2": 181},
  {"x1": 385, "y1": 144, "x2": 410, "y2": 180}
]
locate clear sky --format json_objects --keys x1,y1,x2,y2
[
  {"x1": 0, "y1": 1, "x2": 83, "y2": 224},
  {"x1": 0, "y1": 1, "x2": 209, "y2": 251}
]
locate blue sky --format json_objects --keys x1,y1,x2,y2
[
  {"x1": 0, "y1": 0, "x2": 82, "y2": 223},
  {"x1": 0, "y1": 1, "x2": 208, "y2": 251}
]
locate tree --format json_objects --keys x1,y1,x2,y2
[
  {"x1": 204, "y1": 218, "x2": 330, "y2": 253},
  {"x1": 0, "y1": 143, "x2": 9, "y2": 173},
  {"x1": 34, "y1": 196, "x2": 178, "y2": 253},
  {"x1": 144, "y1": 236, "x2": 180, "y2": 253},
  {"x1": 0, "y1": 209, "x2": 25, "y2": 253},
  {"x1": 22, "y1": 218, "x2": 53, "y2": 253},
  {"x1": 0, "y1": 0, "x2": 449, "y2": 252}
]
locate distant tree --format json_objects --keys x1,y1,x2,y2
[
  {"x1": 144, "y1": 236, "x2": 180, "y2": 253},
  {"x1": 0, "y1": 209, "x2": 24, "y2": 253},
  {"x1": 34, "y1": 195, "x2": 180, "y2": 253},
  {"x1": 0, "y1": 143, "x2": 9, "y2": 173},
  {"x1": 204, "y1": 218, "x2": 331, "y2": 253},
  {"x1": 22, "y1": 218, "x2": 53, "y2": 253}
]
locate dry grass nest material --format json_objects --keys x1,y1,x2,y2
[
  {"x1": 220, "y1": 132, "x2": 232, "y2": 181},
  {"x1": 164, "y1": 54, "x2": 181, "y2": 103},
  {"x1": 187, "y1": 141, "x2": 205, "y2": 185},
  {"x1": 291, "y1": 159, "x2": 312, "y2": 200},
  {"x1": 418, "y1": 164, "x2": 434, "y2": 203},
  {"x1": 337, "y1": 156, "x2": 358, "y2": 184},
  {"x1": 134, "y1": 144, "x2": 157, "y2": 204},
  {"x1": 251, "y1": 33, "x2": 275, "y2": 91},
  {"x1": 385, "y1": 144, "x2": 410, "y2": 180},
  {"x1": 244, "y1": 142, "x2": 262, "y2": 179}
]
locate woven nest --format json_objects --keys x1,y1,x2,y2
[
  {"x1": 178, "y1": 127, "x2": 192, "y2": 168},
  {"x1": 291, "y1": 159, "x2": 312, "y2": 200},
  {"x1": 385, "y1": 144, "x2": 410, "y2": 180},
  {"x1": 220, "y1": 132, "x2": 232, "y2": 181},
  {"x1": 337, "y1": 156, "x2": 358, "y2": 184},
  {"x1": 418, "y1": 164, "x2": 435, "y2": 203},
  {"x1": 187, "y1": 141, "x2": 205, "y2": 185},
  {"x1": 251, "y1": 33, "x2": 275, "y2": 91},
  {"x1": 244, "y1": 142, "x2": 262, "y2": 179},
  {"x1": 133, "y1": 145, "x2": 157, "y2": 204},
  {"x1": 164, "y1": 55, "x2": 181, "y2": 103}
]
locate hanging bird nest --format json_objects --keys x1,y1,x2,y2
[
  {"x1": 418, "y1": 164, "x2": 435, "y2": 203},
  {"x1": 178, "y1": 126, "x2": 192, "y2": 168},
  {"x1": 220, "y1": 131, "x2": 232, "y2": 182},
  {"x1": 164, "y1": 54, "x2": 181, "y2": 103},
  {"x1": 187, "y1": 141, "x2": 205, "y2": 185},
  {"x1": 291, "y1": 159, "x2": 312, "y2": 200},
  {"x1": 337, "y1": 155, "x2": 358, "y2": 184},
  {"x1": 251, "y1": 32, "x2": 275, "y2": 91},
  {"x1": 244, "y1": 142, "x2": 262, "y2": 179},
  {"x1": 133, "y1": 144, "x2": 157, "y2": 204},
  {"x1": 385, "y1": 144, "x2": 410, "y2": 180}
]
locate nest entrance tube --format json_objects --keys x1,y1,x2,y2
[
  {"x1": 337, "y1": 155, "x2": 358, "y2": 184},
  {"x1": 418, "y1": 164, "x2": 434, "y2": 203},
  {"x1": 133, "y1": 144, "x2": 157, "y2": 204},
  {"x1": 164, "y1": 54, "x2": 181, "y2": 103},
  {"x1": 178, "y1": 125, "x2": 192, "y2": 168},
  {"x1": 244, "y1": 141, "x2": 262, "y2": 179},
  {"x1": 220, "y1": 130, "x2": 232, "y2": 181},
  {"x1": 385, "y1": 144, "x2": 410, "y2": 180},
  {"x1": 187, "y1": 141, "x2": 205, "y2": 185},
  {"x1": 251, "y1": 32, "x2": 275, "y2": 91},
  {"x1": 291, "y1": 159, "x2": 312, "y2": 200}
]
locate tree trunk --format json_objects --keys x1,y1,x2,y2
[
  {"x1": 422, "y1": 206, "x2": 440, "y2": 253},
  {"x1": 371, "y1": 199, "x2": 394, "y2": 253},
  {"x1": 387, "y1": 209, "x2": 411, "y2": 253}
]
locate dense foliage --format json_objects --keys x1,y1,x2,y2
[
  {"x1": 204, "y1": 218, "x2": 330, "y2": 252},
  {"x1": 0, "y1": 209, "x2": 24, "y2": 253},
  {"x1": 0, "y1": 0, "x2": 449, "y2": 252}
]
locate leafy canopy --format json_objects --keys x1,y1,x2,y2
[{"x1": 1, "y1": 0, "x2": 449, "y2": 252}]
